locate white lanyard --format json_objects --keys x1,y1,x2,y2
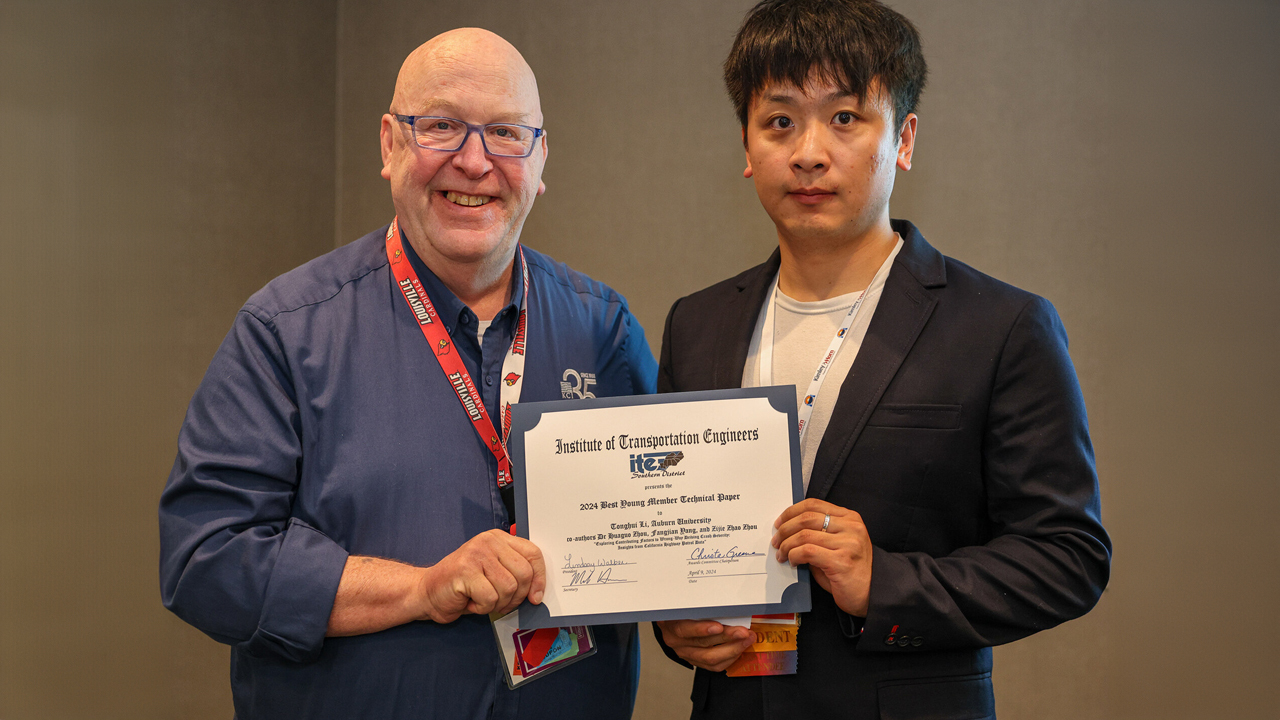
[{"x1": 756, "y1": 258, "x2": 893, "y2": 443}]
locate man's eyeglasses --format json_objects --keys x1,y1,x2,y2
[{"x1": 394, "y1": 115, "x2": 545, "y2": 158}]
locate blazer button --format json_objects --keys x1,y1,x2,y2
[{"x1": 911, "y1": 637, "x2": 924, "y2": 647}]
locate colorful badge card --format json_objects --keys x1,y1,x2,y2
[
  {"x1": 491, "y1": 610, "x2": 596, "y2": 688},
  {"x1": 725, "y1": 613, "x2": 799, "y2": 677}
]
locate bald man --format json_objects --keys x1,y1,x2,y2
[{"x1": 160, "y1": 29, "x2": 655, "y2": 719}]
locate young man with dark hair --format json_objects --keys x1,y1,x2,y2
[{"x1": 654, "y1": 1, "x2": 1111, "y2": 717}]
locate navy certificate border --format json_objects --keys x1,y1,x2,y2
[{"x1": 509, "y1": 386, "x2": 812, "y2": 630}]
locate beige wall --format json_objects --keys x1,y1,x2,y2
[
  {"x1": 0, "y1": 1, "x2": 335, "y2": 716},
  {"x1": 1, "y1": 0, "x2": 1276, "y2": 718}
]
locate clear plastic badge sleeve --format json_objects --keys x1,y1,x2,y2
[{"x1": 490, "y1": 610, "x2": 597, "y2": 689}]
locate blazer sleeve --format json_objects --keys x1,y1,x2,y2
[
  {"x1": 158, "y1": 308, "x2": 348, "y2": 663},
  {"x1": 859, "y1": 296, "x2": 1112, "y2": 651}
]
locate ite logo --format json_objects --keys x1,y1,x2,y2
[
  {"x1": 837, "y1": 327, "x2": 847, "y2": 337},
  {"x1": 503, "y1": 372, "x2": 521, "y2": 386},
  {"x1": 437, "y1": 339, "x2": 451, "y2": 355},
  {"x1": 630, "y1": 451, "x2": 684, "y2": 474},
  {"x1": 804, "y1": 394, "x2": 815, "y2": 406}
]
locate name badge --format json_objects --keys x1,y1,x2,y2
[{"x1": 491, "y1": 610, "x2": 596, "y2": 688}]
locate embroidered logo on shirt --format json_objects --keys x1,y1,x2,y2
[{"x1": 561, "y1": 369, "x2": 597, "y2": 399}]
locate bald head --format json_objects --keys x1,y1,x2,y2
[{"x1": 391, "y1": 28, "x2": 542, "y2": 126}]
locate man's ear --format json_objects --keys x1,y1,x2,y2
[
  {"x1": 742, "y1": 126, "x2": 754, "y2": 179},
  {"x1": 537, "y1": 133, "x2": 548, "y2": 196},
  {"x1": 896, "y1": 113, "x2": 917, "y2": 172},
  {"x1": 380, "y1": 114, "x2": 396, "y2": 180}
]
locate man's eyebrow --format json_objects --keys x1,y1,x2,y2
[
  {"x1": 762, "y1": 93, "x2": 799, "y2": 106},
  {"x1": 759, "y1": 90, "x2": 859, "y2": 106},
  {"x1": 413, "y1": 100, "x2": 462, "y2": 117},
  {"x1": 818, "y1": 89, "x2": 859, "y2": 105},
  {"x1": 491, "y1": 112, "x2": 535, "y2": 124},
  {"x1": 415, "y1": 101, "x2": 534, "y2": 125}
]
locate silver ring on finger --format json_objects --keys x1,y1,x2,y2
[{"x1": 821, "y1": 513, "x2": 831, "y2": 532}]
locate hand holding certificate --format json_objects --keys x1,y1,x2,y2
[{"x1": 508, "y1": 387, "x2": 811, "y2": 629}]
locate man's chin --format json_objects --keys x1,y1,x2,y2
[
  {"x1": 777, "y1": 222, "x2": 848, "y2": 245},
  {"x1": 418, "y1": 229, "x2": 518, "y2": 266}
]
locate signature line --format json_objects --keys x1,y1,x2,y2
[{"x1": 698, "y1": 572, "x2": 768, "y2": 578}]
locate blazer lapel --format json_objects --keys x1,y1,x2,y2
[
  {"x1": 712, "y1": 249, "x2": 780, "y2": 391},
  {"x1": 807, "y1": 222, "x2": 947, "y2": 500}
]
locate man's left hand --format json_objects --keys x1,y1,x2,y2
[{"x1": 773, "y1": 499, "x2": 873, "y2": 617}]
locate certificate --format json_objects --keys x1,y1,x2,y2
[{"x1": 510, "y1": 387, "x2": 811, "y2": 629}]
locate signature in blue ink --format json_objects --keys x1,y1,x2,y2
[
  {"x1": 562, "y1": 553, "x2": 635, "y2": 570},
  {"x1": 690, "y1": 546, "x2": 765, "y2": 561}
]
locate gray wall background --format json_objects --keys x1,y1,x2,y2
[{"x1": 1, "y1": 0, "x2": 1276, "y2": 717}]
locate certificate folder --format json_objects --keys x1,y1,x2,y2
[{"x1": 509, "y1": 386, "x2": 811, "y2": 630}]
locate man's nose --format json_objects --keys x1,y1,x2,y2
[
  {"x1": 790, "y1": 124, "x2": 829, "y2": 171},
  {"x1": 451, "y1": 128, "x2": 494, "y2": 178}
]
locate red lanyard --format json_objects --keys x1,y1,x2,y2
[{"x1": 385, "y1": 217, "x2": 529, "y2": 490}]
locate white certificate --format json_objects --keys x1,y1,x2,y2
[{"x1": 510, "y1": 387, "x2": 811, "y2": 629}]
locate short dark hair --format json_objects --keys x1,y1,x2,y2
[{"x1": 724, "y1": 0, "x2": 927, "y2": 130}]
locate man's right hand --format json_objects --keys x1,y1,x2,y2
[
  {"x1": 419, "y1": 529, "x2": 546, "y2": 623},
  {"x1": 655, "y1": 619, "x2": 755, "y2": 672}
]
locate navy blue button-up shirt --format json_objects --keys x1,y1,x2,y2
[{"x1": 159, "y1": 226, "x2": 656, "y2": 719}]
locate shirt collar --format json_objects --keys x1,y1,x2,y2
[{"x1": 398, "y1": 227, "x2": 525, "y2": 332}]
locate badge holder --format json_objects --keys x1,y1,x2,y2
[{"x1": 491, "y1": 610, "x2": 596, "y2": 688}]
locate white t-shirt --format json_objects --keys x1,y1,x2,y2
[{"x1": 742, "y1": 237, "x2": 903, "y2": 491}]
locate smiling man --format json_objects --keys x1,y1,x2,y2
[
  {"x1": 654, "y1": 1, "x2": 1111, "y2": 718},
  {"x1": 160, "y1": 29, "x2": 654, "y2": 719}
]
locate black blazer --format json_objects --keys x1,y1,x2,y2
[{"x1": 656, "y1": 220, "x2": 1111, "y2": 720}]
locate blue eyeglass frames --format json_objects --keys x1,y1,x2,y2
[{"x1": 394, "y1": 115, "x2": 545, "y2": 158}]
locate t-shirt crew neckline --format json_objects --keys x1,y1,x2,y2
[{"x1": 773, "y1": 287, "x2": 865, "y2": 315}]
